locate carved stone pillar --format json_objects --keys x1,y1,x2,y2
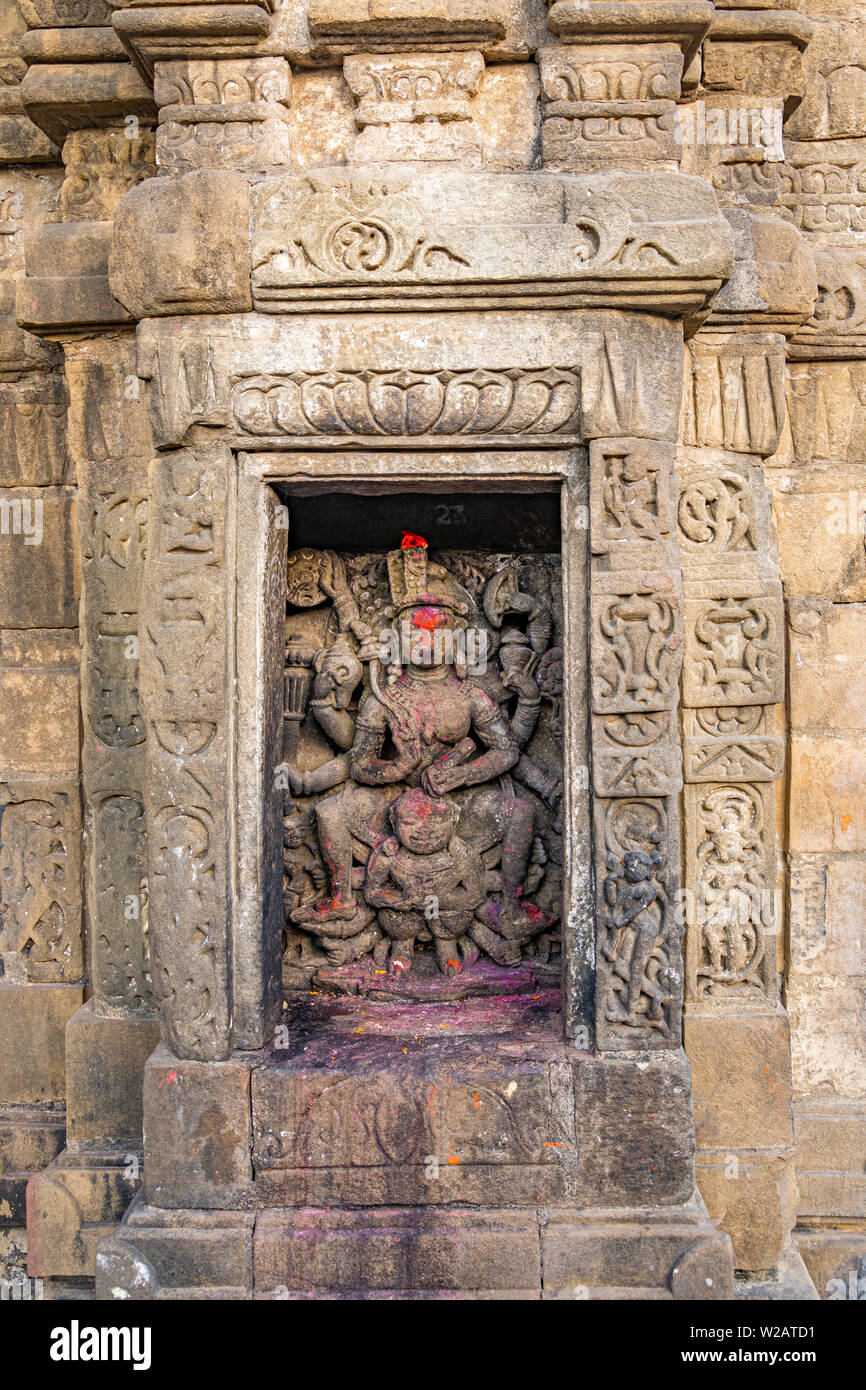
[
  {"x1": 0, "y1": 15, "x2": 70, "y2": 1277},
  {"x1": 680, "y1": 208, "x2": 818, "y2": 1279},
  {"x1": 24, "y1": 330, "x2": 161, "y2": 1291},
  {"x1": 138, "y1": 443, "x2": 235, "y2": 1062},
  {"x1": 15, "y1": 39, "x2": 160, "y2": 1287},
  {"x1": 588, "y1": 437, "x2": 685, "y2": 1052},
  {"x1": 779, "y1": 245, "x2": 866, "y2": 1296}
]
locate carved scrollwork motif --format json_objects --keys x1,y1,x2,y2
[
  {"x1": 683, "y1": 589, "x2": 784, "y2": 708},
  {"x1": 254, "y1": 1068, "x2": 570, "y2": 1171},
  {"x1": 154, "y1": 59, "x2": 291, "y2": 109},
  {"x1": 678, "y1": 475, "x2": 756, "y2": 559},
  {"x1": 712, "y1": 158, "x2": 866, "y2": 237},
  {"x1": 252, "y1": 181, "x2": 470, "y2": 288},
  {"x1": 591, "y1": 582, "x2": 684, "y2": 714}
]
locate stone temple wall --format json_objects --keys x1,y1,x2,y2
[{"x1": 0, "y1": 0, "x2": 862, "y2": 1300}]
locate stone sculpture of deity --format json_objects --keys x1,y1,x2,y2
[{"x1": 281, "y1": 536, "x2": 562, "y2": 978}]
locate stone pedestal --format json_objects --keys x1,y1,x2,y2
[{"x1": 97, "y1": 1001, "x2": 731, "y2": 1298}]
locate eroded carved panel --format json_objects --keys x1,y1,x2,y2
[
  {"x1": 140, "y1": 449, "x2": 231, "y2": 1059},
  {"x1": 138, "y1": 334, "x2": 230, "y2": 450},
  {"x1": 589, "y1": 437, "x2": 675, "y2": 553},
  {"x1": 682, "y1": 335, "x2": 786, "y2": 458},
  {"x1": 677, "y1": 468, "x2": 758, "y2": 568},
  {"x1": 712, "y1": 148, "x2": 866, "y2": 240},
  {"x1": 592, "y1": 711, "x2": 682, "y2": 798},
  {"x1": 540, "y1": 43, "x2": 682, "y2": 169},
  {"x1": 0, "y1": 785, "x2": 82, "y2": 983},
  {"x1": 154, "y1": 58, "x2": 292, "y2": 172},
  {"x1": 58, "y1": 129, "x2": 155, "y2": 224},
  {"x1": 683, "y1": 706, "x2": 784, "y2": 785},
  {"x1": 343, "y1": 51, "x2": 485, "y2": 163},
  {"x1": 0, "y1": 375, "x2": 68, "y2": 487},
  {"x1": 786, "y1": 359, "x2": 866, "y2": 464},
  {"x1": 92, "y1": 794, "x2": 149, "y2": 1010}
]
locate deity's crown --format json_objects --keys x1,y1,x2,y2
[{"x1": 387, "y1": 537, "x2": 471, "y2": 618}]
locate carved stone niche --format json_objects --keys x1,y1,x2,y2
[
  {"x1": 228, "y1": 450, "x2": 591, "y2": 1054},
  {"x1": 99, "y1": 305, "x2": 732, "y2": 1299},
  {"x1": 276, "y1": 492, "x2": 565, "y2": 994}
]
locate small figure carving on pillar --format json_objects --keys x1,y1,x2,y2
[{"x1": 602, "y1": 845, "x2": 670, "y2": 1029}]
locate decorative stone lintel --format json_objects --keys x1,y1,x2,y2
[
  {"x1": 134, "y1": 307, "x2": 686, "y2": 451},
  {"x1": 104, "y1": 167, "x2": 735, "y2": 323}
]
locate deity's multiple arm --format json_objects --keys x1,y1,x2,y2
[
  {"x1": 350, "y1": 697, "x2": 419, "y2": 785},
  {"x1": 452, "y1": 693, "x2": 520, "y2": 788}
]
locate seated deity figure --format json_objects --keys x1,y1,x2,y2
[
  {"x1": 364, "y1": 788, "x2": 486, "y2": 977},
  {"x1": 289, "y1": 540, "x2": 553, "y2": 970}
]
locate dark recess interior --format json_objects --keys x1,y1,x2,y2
[{"x1": 277, "y1": 488, "x2": 562, "y2": 553}]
